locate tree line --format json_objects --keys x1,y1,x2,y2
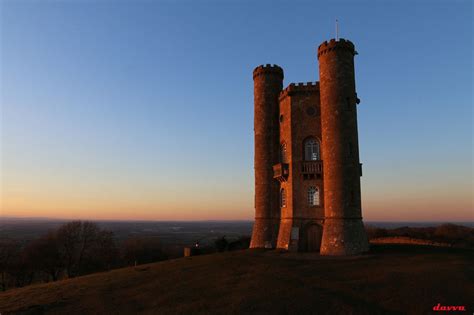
[
  {"x1": 0, "y1": 221, "x2": 167, "y2": 291},
  {"x1": 365, "y1": 223, "x2": 474, "y2": 248}
]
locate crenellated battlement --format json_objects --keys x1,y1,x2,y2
[
  {"x1": 317, "y1": 38, "x2": 356, "y2": 58},
  {"x1": 279, "y1": 81, "x2": 319, "y2": 100},
  {"x1": 253, "y1": 64, "x2": 284, "y2": 79}
]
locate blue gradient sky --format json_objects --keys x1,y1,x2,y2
[{"x1": 1, "y1": 0, "x2": 472, "y2": 221}]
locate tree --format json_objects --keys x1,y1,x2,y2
[
  {"x1": 81, "y1": 230, "x2": 119, "y2": 273},
  {"x1": 0, "y1": 239, "x2": 20, "y2": 291},
  {"x1": 23, "y1": 232, "x2": 63, "y2": 282},
  {"x1": 56, "y1": 221, "x2": 118, "y2": 277}
]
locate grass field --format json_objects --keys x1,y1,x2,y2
[{"x1": 0, "y1": 245, "x2": 473, "y2": 315}]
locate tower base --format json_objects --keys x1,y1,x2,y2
[
  {"x1": 250, "y1": 218, "x2": 280, "y2": 249},
  {"x1": 320, "y1": 218, "x2": 369, "y2": 255}
]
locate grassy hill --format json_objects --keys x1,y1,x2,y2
[{"x1": 0, "y1": 245, "x2": 473, "y2": 315}]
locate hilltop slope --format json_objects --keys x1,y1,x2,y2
[{"x1": 0, "y1": 245, "x2": 473, "y2": 315}]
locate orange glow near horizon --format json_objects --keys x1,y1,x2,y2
[
  {"x1": 1, "y1": 148, "x2": 472, "y2": 222},
  {"x1": 1, "y1": 180, "x2": 254, "y2": 221},
  {"x1": 1, "y1": 175, "x2": 472, "y2": 221}
]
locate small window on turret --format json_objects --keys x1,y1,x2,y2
[
  {"x1": 280, "y1": 143, "x2": 288, "y2": 163},
  {"x1": 280, "y1": 188, "x2": 287, "y2": 208}
]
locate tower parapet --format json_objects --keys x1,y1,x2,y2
[
  {"x1": 253, "y1": 64, "x2": 284, "y2": 79},
  {"x1": 317, "y1": 38, "x2": 356, "y2": 58},
  {"x1": 279, "y1": 82, "x2": 319, "y2": 101}
]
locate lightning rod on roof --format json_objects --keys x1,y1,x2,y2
[{"x1": 336, "y1": 19, "x2": 339, "y2": 41}]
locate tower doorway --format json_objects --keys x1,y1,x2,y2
[{"x1": 306, "y1": 224, "x2": 323, "y2": 252}]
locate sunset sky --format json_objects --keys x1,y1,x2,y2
[{"x1": 1, "y1": 1, "x2": 472, "y2": 221}]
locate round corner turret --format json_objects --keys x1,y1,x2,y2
[
  {"x1": 253, "y1": 64, "x2": 284, "y2": 80},
  {"x1": 251, "y1": 63, "x2": 283, "y2": 249},
  {"x1": 317, "y1": 38, "x2": 356, "y2": 59}
]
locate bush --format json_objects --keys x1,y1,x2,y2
[
  {"x1": 228, "y1": 236, "x2": 251, "y2": 251},
  {"x1": 214, "y1": 236, "x2": 228, "y2": 252},
  {"x1": 365, "y1": 225, "x2": 388, "y2": 239},
  {"x1": 122, "y1": 237, "x2": 167, "y2": 266},
  {"x1": 434, "y1": 224, "x2": 474, "y2": 247}
]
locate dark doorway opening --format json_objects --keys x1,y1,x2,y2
[{"x1": 306, "y1": 224, "x2": 323, "y2": 252}]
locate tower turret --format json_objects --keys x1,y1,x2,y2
[
  {"x1": 317, "y1": 39, "x2": 369, "y2": 255},
  {"x1": 250, "y1": 64, "x2": 283, "y2": 248}
]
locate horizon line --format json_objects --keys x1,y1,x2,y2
[{"x1": 1, "y1": 215, "x2": 473, "y2": 224}]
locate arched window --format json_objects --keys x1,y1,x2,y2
[
  {"x1": 308, "y1": 186, "x2": 320, "y2": 206},
  {"x1": 304, "y1": 138, "x2": 320, "y2": 161},
  {"x1": 280, "y1": 142, "x2": 288, "y2": 163},
  {"x1": 280, "y1": 188, "x2": 287, "y2": 208}
]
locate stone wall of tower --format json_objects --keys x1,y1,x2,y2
[
  {"x1": 317, "y1": 39, "x2": 369, "y2": 255},
  {"x1": 276, "y1": 83, "x2": 325, "y2": 251},
  {"x1": 250, "y1": 64, "x2": 283, "y2": 248},
  {"x1": 287, "y1": 84, "x2": 324, "y2": 222}
]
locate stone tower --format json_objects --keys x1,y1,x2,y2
[
  {"x1": 250, "y1": 65, "x2": 283, "y2": 249},
  {"x1": 318, "y1": 39, "x2": 369, "y2": 255},
  {"x1": 250, "y1": 38, "x2": 369, "y2": 255}
]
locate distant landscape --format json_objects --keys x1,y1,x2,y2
[
  {"x1": 0, "y1": 217, "x2": 254, "y2": 246},
  {"x1": 1, "y1": 218, "x2": 473, "y2": 314},
  {"x1": 1, "y1": 216, "x2": 473, "y2": 293},
  {"x1": 2, "y1": 216, "x2": 473, "y2": 242}
]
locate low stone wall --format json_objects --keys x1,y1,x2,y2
[{"x1": 370, "y1": 237, "x2": 452, "y2": 247}]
